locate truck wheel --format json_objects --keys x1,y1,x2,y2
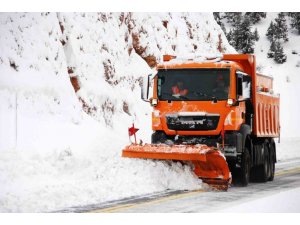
[
  {"x1": 256, "y1": 141, "x2": 270, "y2": 182},
  {"x1": 268, "y1": 143, "x2": 275, "y2": 181},
  {"x1": 240, "y1": 147, "x2": 251, "y2": 186}
]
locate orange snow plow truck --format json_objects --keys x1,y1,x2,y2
[{"x1": 122, "y1": 54, "x2": 280, "y2": 190}]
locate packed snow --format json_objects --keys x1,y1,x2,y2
[{"x1": 0, "y1": 12, "x2": 300, "y2": 213}]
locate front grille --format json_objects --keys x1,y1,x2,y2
[{"x1": 166, "y1": 114, "x2": 220, "y2": 131}]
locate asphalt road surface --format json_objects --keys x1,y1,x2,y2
[{"x1": 56, "y1": 157, "x2": 300, "y2": 213}]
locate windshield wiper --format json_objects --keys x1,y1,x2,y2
[
  {"x1": 161, "y1": 92, "x2": 189, "y2": 100},
  {"x1": 193, "y1": 91, "x2": 218, "y2": 102},
  {"x1": 177, "y1": 95, "x2": 189, "y2": 100}
]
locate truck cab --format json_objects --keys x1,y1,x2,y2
[{"x1": 145, "y1": 57, "x2": 251, "y2": 152}]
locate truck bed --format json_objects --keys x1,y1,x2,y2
[{"x1": 254, "y1": 74, "x2": 280, "y2": 137}]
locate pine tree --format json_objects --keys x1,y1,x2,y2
[
  {"x1": 268, "y1": 39, "x2": 287, "y2": 63},
  {"x1": 224, "y1": 12, "x2": 242, "y2": 25},
  {"x1": 253, "y1": 28, "x2": 259, "y2": 41},
  {"x1": 266, "y1": 14, "x2": 288, "y2": 63},
  {"x1": 267, "y1": 40, "x2": 276, "y2": 58},
  {"x1": 226, "y1": 29, "x2": 234, "y2": 44},
  {"x1": 266, "y1": 21, "x2": 276, "y2": 41},
  {"x1": 229, "y1": 14, "x2": 243, "y2": 51},
  {"x1": 290, "y1": 12, "x2": 300, "y2": 34},
  {"x1": 226, "y1": 26, "x2": 239, "y2": 52},
  {"x1": 238, "y1": 16, "x2": 255, "y2": 53},
  {"x1": 231, "y1": 13, "x2": 243, "y2": 28},
  {"x1": 245, "y1": 12, "x2": 267, "y2": 24},
  {"x1": 274, "y1": 12, "x2": 288, "y2": 42},
  {"x1": 226, "y1": 14, "x2": 257, "y2": 54},
  {"x1": 274, "y1": 41, "x2": 287, "y2": 63}
]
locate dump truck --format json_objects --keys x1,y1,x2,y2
[{"x1": 122, "y1": 54, "x2": 280, "y2": 190}]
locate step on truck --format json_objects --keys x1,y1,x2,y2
[{"x1": 122, "y1": 54, "x2": 280, "y2": 190}]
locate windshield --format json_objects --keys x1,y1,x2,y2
[{"x1": 157, "y1": 68, "x2": 230, "y2": 101}]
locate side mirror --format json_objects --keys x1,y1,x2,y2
[
  {"x1": 236, "y1": 74, "x2": 243, "y2": 97},
  {"x1": 141, "y1": 74, "x2": 151, "y2": 102}
]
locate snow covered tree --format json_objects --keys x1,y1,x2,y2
[
  {"x1": 226, "y1": 15, "x2": 257, "y2": 54},
  {"x1": 226, "y1": 27, "x2": 240, "y2": 52},
  {"x1": 220, "y1": 13, "x2": 261, "y2": 54},
  {"x1": 266, "y1": 14, "x2": 288, "y2": 63},
  {"x1": 226, "y1": 14, "x2": 242, "y2": 49},
  {"x1": 253, "y1": 28, "x2": 259, "y2": 41},
  {"x1": 226, "y1": 29, "x2": 234, "y2": 44},
  {"x1": 238, "y1": 16, "x2": 255, "y2": 53},
  {"x1": 224, "y1": 12, "x2": 242, "y2": 25},
  {"x1": 267, "y1": 40, "x2": 276, "y2": 58},
  {"x1": 245, "y1": 12, "x2": 267, "y2": 24},
  {"x1": 267, "y1": 38, "x2": 287, "y2": 63},
  {"x1": 274, "y1": 12, "x2": 288, "y2": 42},
  {"x1": 290, "y1": 12, "x2": 300, "y2": 34},
  {"x1": 231, "y1": 13, "x2": 243, "y2": 28},
  {"x1": 266, "y1": 21, "x2": 276, "y2": 41},
  {"x1": 274, "y1": 41, "x2": 287, "y2": 63},
  {"x1": 266, "y1": 13, "x2": 288, "y2": 42}
]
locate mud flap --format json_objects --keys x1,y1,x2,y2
[{"x1": 122, "y1": 144, "x2": 231, "y2": 190}]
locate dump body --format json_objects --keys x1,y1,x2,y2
[{"x1": 254, "y1": 74, "x2": 280, "y2": 137}]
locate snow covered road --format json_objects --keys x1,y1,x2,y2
[{"x1": 63, "y1": 157, "x2": 300, "y2": 213}]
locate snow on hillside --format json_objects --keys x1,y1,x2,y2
[
  {"x1": 218, "y1": 12, "x2": 300, "y2": 162},
  {"x1": 252, "y1": 13, "x2": 300, "y2": 139},
  {"x1": 248, "y1": 13, "x2": 300, "y2": 161},
  {"x1": 0, "y1": 12, "x2": 233, "y2": 212},
  {"x1": 221, "y1": 12, "x2": 300, "y2": 139}
]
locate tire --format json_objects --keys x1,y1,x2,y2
[
  {"x1": 256, "y1": 141, "x2": 270, "y2": 182},
  {"x1": 268, "y1": 142, "x2": 275, "y2": 181},
  {"x1": 240, "y1": 147, "x2": 251, "y2": 186}
]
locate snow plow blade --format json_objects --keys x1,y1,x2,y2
[{"x1": 122, "y1": 144, "x2": 231, "y2": 190}]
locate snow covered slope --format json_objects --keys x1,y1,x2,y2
[
  {"x1": 0, "y1": 12, "x2": 233, "y2": 212},
  {"x1": 247, "y1": 13, "x2": 300, "y2": 162},
  {"x1": 252, "y1": 13, "x2": 300, "y2": 139},
  {"x1": 221, "y1": 12, "x2": 300, "y2": 138}
]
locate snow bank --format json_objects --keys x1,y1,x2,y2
[{"x1": 0, "y1": 12, "x2": 232, "y2": 212}]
